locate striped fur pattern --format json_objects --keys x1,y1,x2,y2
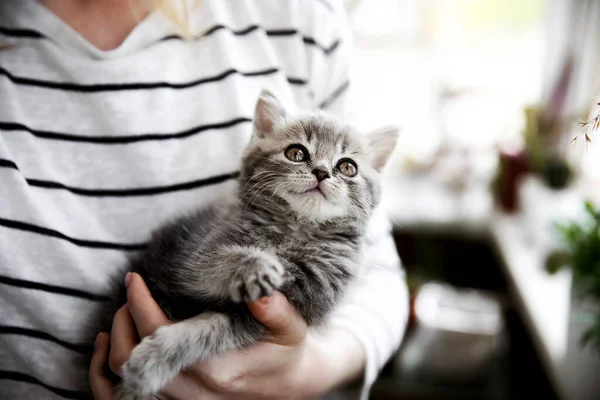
[{"x1": 113, "y1": 90, "x2": 398, "y2": 399}]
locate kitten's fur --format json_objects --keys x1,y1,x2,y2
[{"x1": 112, "y1": 90, "x2": 398, "y2": 399}]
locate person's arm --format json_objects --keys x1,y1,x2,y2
[
  {"x1": 330, "y1": 207, "x2": 409, "y2": 398},
  {"x1": 302, "y1": 326, "x2": 366, "y2": 394}
]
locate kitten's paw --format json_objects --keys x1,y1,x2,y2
[
  {"x1": 229, "y1": 252, "x2": 285, "y2": 302},
  {"x1": 122, "y1": 326, "x2": 181, "y2": 396}
]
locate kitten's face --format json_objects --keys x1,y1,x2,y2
[{"x1": 240, "y1": 90, "x2": 397, "y2": 223}]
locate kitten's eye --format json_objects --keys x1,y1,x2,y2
[
  {"x1": 338, "y1": 159, "x2": 358, "y2": 177},
  {"x1": 285, "y1": 145, "x2": 309, "y2": 162}
]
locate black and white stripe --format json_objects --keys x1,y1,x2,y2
[
  {"x1": 22, "y1": 172, "x2": 239, "y2": 197},
  {"x1": 0, "y1": 157, "x2": 240, "y2": 197},
  {"x1": 0, "y1": 217, "x2": 147, "y2": 251},
  {"x1": 0, "y1": 26, "x2": 44, "y2": 38},
  {"x1": 0, "y1": 117, "x2": 253, "y2": 143},
  {"x1": 0, "y1": 326, "x2": 93, "y2": 355},
  {"x1": 318, "y1": 80, "x2": 350, "y2": 109},
  {"x1": 0, "y1": 371, "x2": 90, "y2": 400},
  {"x1": 0, "y1": 65, "x2": 309, "y2": 92},
  {"x1": 1, "y1": 24, "x2": 340, "y2": 55},
  {"x1": 0, "y1": 275, "x2": 109, "y2": 302}
]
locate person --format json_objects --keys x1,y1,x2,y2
[{"x1": 0, "y1": 0, "x2": 409, "y2": 399}]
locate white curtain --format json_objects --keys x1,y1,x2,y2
[{"x1": 542, "y1": 0, "x2": 600, "y2": 127}]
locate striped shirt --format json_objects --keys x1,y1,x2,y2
[{"x1": 0, "y1": 1, "x2": 408, "y2": 399}]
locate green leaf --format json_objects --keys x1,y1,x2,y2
[{"x1": 553, "y1": 201, "x2": 600, "y2": 351}]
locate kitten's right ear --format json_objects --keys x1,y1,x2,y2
[{"x1": 253, "y1": 89, "x2": 287, "y2": 139}]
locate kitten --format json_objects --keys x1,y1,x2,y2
[{"x1": 114, "y1": 89, "x2": 398, "y2": 399}]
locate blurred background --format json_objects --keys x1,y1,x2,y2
[{"x1": 343, "y1": 0, "x2": 600, "y2": 399}]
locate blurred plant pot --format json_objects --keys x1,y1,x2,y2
[
  {"x1": 542, "y1": 155, "x2": 573, "y2": 190},
  {"x1": 492, "y1": 150, "x2": 529, "y2": 213}
]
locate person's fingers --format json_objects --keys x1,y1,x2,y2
[
  {"x1": 89, "y1": 333, "x2": 114, "y2": 400},
  {"x1": 247, "y1": 291, "x2": 307, "y2": 346},
  {"x1": 126, "y1": 272, "x2": 171, "y2": 337},
  {"x1": 108, "y1": 305, "x2": 137, "y2": 376},
  {"x1": 161, "y1": 372, "x2": 220, "y2": 400}
]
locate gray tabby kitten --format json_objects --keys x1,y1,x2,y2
[{"x1": 115, "y1": 89, "x2": 398, "y2": 399}]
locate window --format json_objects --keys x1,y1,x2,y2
[{"x1": 348, "y1": 0, "x2": 546, "y2": 158}]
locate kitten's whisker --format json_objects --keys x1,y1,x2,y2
[
  {"x1": 240, "y1": 183, "x2": 274, "y2": 212},
  {"x1": 239, "y1": 172, "x2": 278, "y2": 194},
  {"x1": 243, "y1": 184, "x2": 274, "y2": 212},
  {"x1": 239, "y1": 171, "x2": 276, "y2": 193},
  {"x1": 268, "y1": 182, "x2": 290, "y2": 204},
  {"x1": 239, "y1": 178, "x2": 276, "y2": 202},
  {"x1": 239, "y1": 186, "x2": 274, "y2": 211},
  {"x1": 353, "y1": 199, "x2": 371, "y2": 214},
  {"x1": 243, "y1": 179, "x2": 283, "y2": 212},
  {"x1": 238, "y1": 175, "x2": 278, "y2": 204},
  {"x1": 347, "y1": 202, "x2": 363, "y2": 233},
  {"x1": 349, "y1": 197, "x2": 371, "y2": 231}
]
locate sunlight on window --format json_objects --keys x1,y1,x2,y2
[{"x1": 348, "y1": 0, "x2": 546, "y2": 164}]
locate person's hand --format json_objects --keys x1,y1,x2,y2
[
  {"x1": 90, "y1": 273, "x2": 364, "y2": 400},
  {"x1": 89, "y1": 331, "x2": 114, "y2": 399}
]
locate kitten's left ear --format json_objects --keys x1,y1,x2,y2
[
  {"x1": 253, "y1": 89, "x2": 287, "y2": 139},
  {"x1": 367, "y1": 126, "x2": 399, "y2": 171}
]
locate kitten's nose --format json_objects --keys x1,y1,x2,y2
[{"x1": 312, "y1": 168, "x2": 330, "y2": 182}]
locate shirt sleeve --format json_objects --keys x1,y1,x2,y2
[
  {"x1": 330, "y1": 206, "x2": 409, "y2": 400},
  {"x1": 304, "y1": 2, "x2": 410, "y2": 398}
]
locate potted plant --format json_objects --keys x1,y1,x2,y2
[
  {"x1": 546, "y1": 201, "x2": 600, "y2": 351},
  {"x1": 522, "y1": 58, "x2": 575, "y2": 191},
  {"x1": 491, "y1": 59, "x2": 578, "y2": 212}
]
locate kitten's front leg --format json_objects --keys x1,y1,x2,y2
[{"x1": 182, "y1": 246, "x2": 288, "y2": 302}]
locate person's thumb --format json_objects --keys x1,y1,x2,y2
[{"x1": 247, "y1": 291, "x2": 307, "y2": 346}]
